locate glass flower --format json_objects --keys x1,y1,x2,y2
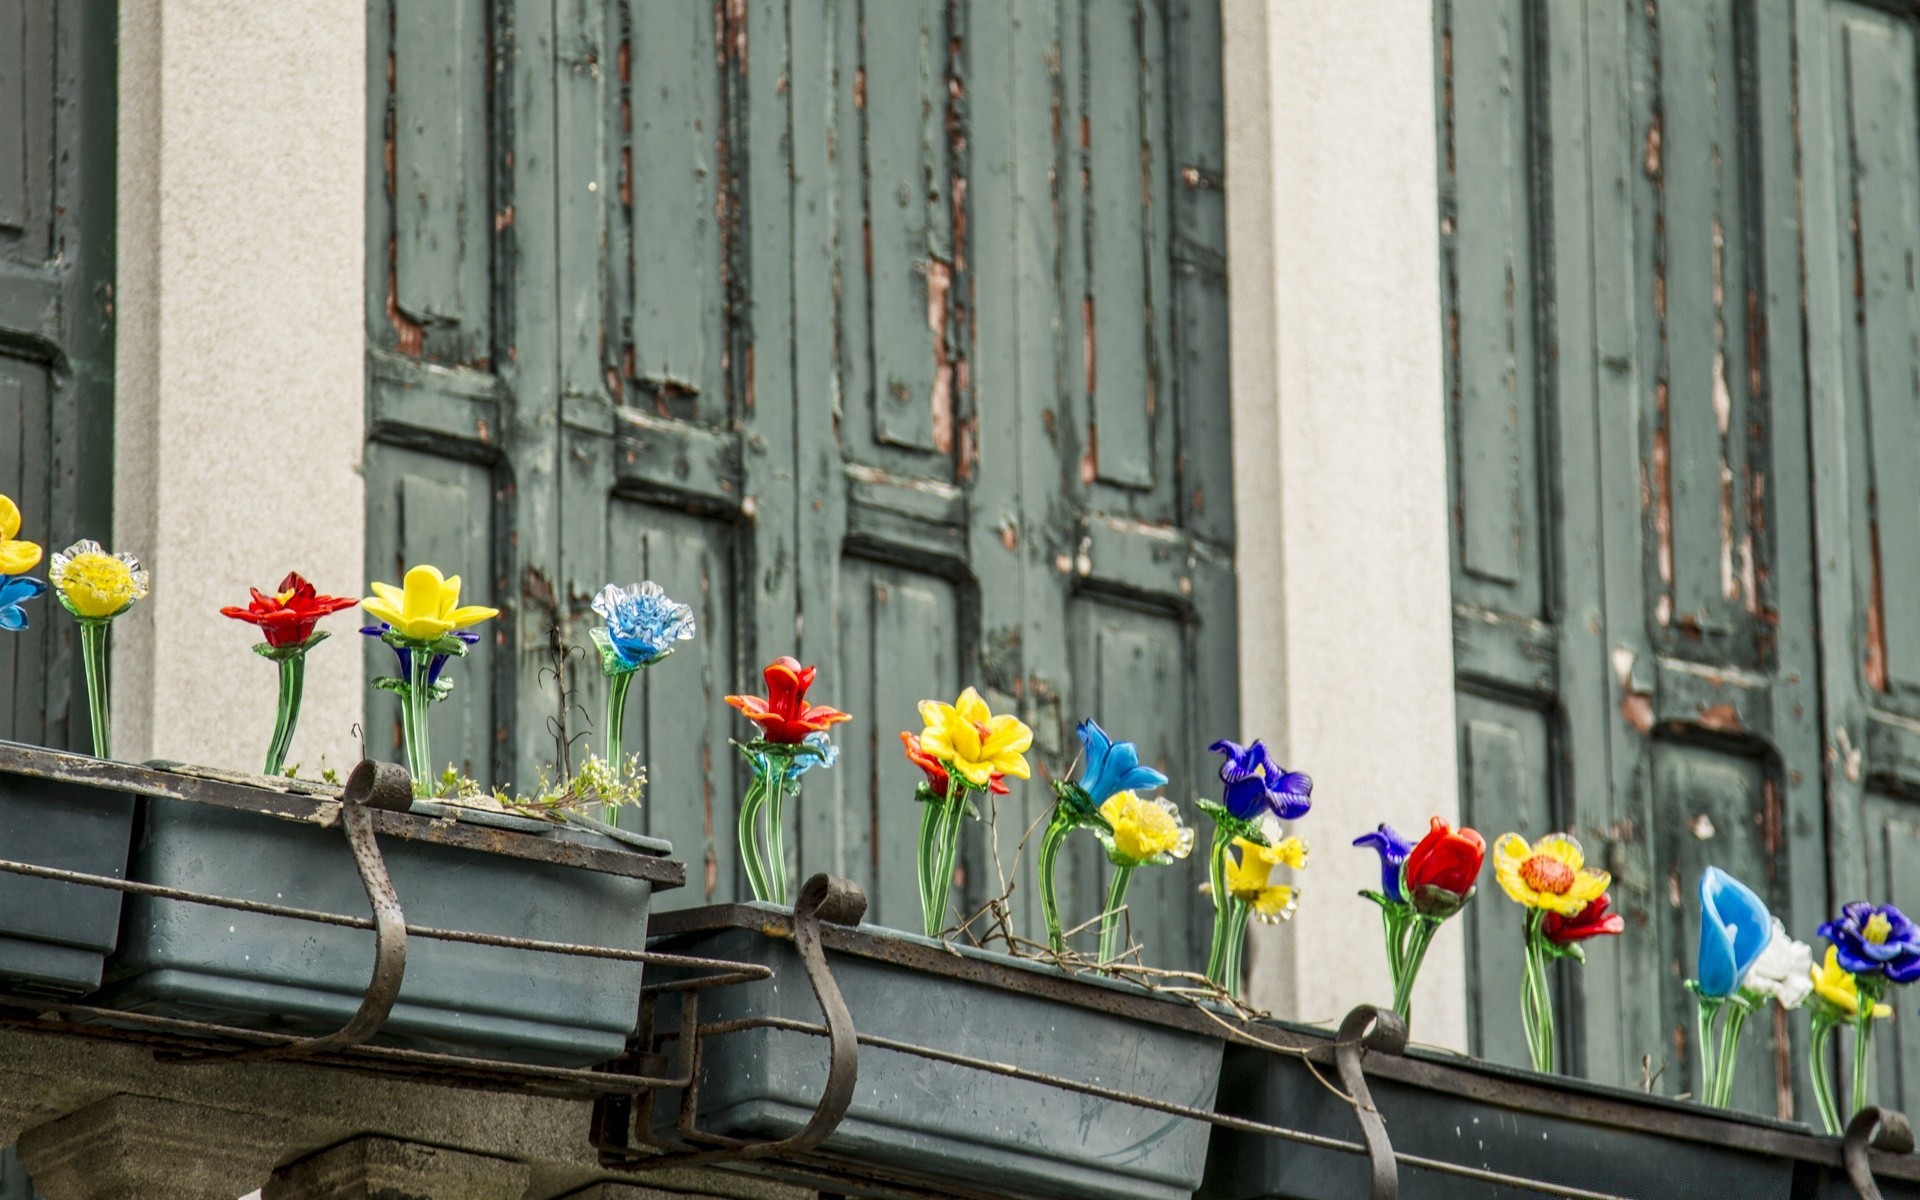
[
  {"x1": 1074, "y1": 719, "x2": 1168, "y2": 805},
  {"x1": 222, "y1": 572, "x2": 359, "y2": 648},
  {"x1": 1354, "y1": 823, "x2": 1414, "y2": 903},
  {"x1": 1694, "y1": 867, "x2": 1773, "y2": 998},
  {"x1": 1811, "y1": 946, "x2": 1894, "y2": 1020},
  {"x1": 0, "y1": 496, "x2": 42, "y2": 575},
  {"x1": 362, "y1": 623, "x2": 481, "y2": 690},
  {"x1": 1097, "y1": 791, "x2": 1195, "y2": 868},
  {"x1": 1208, "y1": 738, "x2": 1311, "y2": 822},
  {"x1": 1225, "y1": 836, "x2": 1307, "y2": 923},
  {"x1": 1819, "y1": 901, "x2": 1920, "y2": 984},
  {"x1": 784, "y1": 731, "x2": 838, "y2": 784},
  {"x1": 1742, "y1": 918, "x2": 1814, "y2": 1009},
  {"x1": 49, "y1": 540, "x2": 148, "y2": 620},
  {"x1": 590, "y1": 580, "x2": 695, "y2": 672},
  {"x1": 362, "y1": 564, "x2": 498, "y2": 643},
  {"x1": 0, "y1": 576, "x2": 48, "y2": 631},
  {"x1": 728, "y1": 657, "x2": 852, "y2": 745},
  {"x1": 1543, "y1": 894, "x2": 1626, "y2": 945},
  {"x1": 1493, "y1": 832, "x2": 1610, "y2": 918},
  {"x1": 916, "y1": 686, "x2": 1031, "y2": 787},
  {"x1": 902, "y1": 731, "x2": 1010, "y2": 796}
]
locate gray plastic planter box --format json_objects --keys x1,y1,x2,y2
[
  {"x1": 1201, "y1": 1021, "x2": 1920, "y2": 1200},
  {"x1": 646, "y1": 904, "x2": 1223, "y2": 1200},
  {"x1": 0, "y1": 744, "x2": 136, "y2": 997},
  {"x1": 103, "y1": 793, "x2": 675, "y2": 1068}
]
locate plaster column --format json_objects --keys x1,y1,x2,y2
[
  {"x1": 114, "y1": 0, "x2": 367, "y2": 775},
  {"x1": 1222, "y1": 0, "x2": 1464, "y2": 1046},
  {"x1": 264, "y1": 1137, "x2": 530, "y2": 1200},
  {"x1": 16, "y1": 1094, "x2": 291, "y2": 1200}
]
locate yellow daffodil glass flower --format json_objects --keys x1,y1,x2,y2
[
  {"x1": 1225, "y1": 835, "x2": 1307, "y2": 923},
  {"x1": 917, "y1": 686, "x2": 1032, "y2": 788},
  {"x1": 1099, "y1": 791, "x2": 1196, "y2": 866},
  {"x1": 1811, "y1": 946, "x2": 1893, "y2": 1019},
  {"x1": 0, "y1": 495, "x2": 42, "y2": 575},
  {"x1": 49, "y1": 540, "x2": 149, "y2": 620},
  {"x1": 363, "y1": 564, "x2": 499, "y2": 642},
  {"x1": 1493, "y1": 832, "x2": 1610, "y2": 917}
]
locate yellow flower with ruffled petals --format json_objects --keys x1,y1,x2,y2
[
  {"x1": 1811, "y1": 946, "x2": 1893, "y2": 1019},
  {"x1": 1099, "y1": 791, "x2": 1195, "y2": 866},
  {"x1": 363, "y1": 564, "x2": 499, "y2": 642},
  {"x1": 49, "y1": 540, "x2": 148, "y2": 620},
  {"x1": 1493, "y1": 832, "x2": 1610, "y2": 917},
  {"x1": 1225, "y1": 836, "x2": 1307, "y2": 923},
  {"x1": 916, "y1": 687, "x2": 1032, "y2": 788},
  {"x1": 0, "y1": 496, "x2": 41, "y2": 575}
]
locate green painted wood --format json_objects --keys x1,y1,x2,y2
[
  {"x1": 370, "y1": 0, "x2": 1236, "y2": 972},
  {"x1": 0, "y1": 0, "x2": 113, "y2": 757}
]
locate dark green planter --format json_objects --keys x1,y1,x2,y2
[
  {"x1": 647, "y1": 904, "x2": 1223, "y2": 1200},
  {"x1": 1202, "y1": 1020, "x2": 1920, "y2": 1200},
  {"x1": 103, "y1": 793, "x2": 673, "y2": 1068},
  {"x1": 0, "y1": 749, "x2": 135, "y2": 997}
]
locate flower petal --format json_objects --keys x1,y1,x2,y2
[
  {"x1": 1532, "y1": 833, "x2": 1585, "y2": 872},
  {"x1": 954, "y1": 686, "x2": 991, "y2": 725},
  {"x1": 402, "y1": 565, "x2": 447, "y2": 623}
]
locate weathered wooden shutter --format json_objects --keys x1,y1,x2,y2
[
  {"x1": 370, "y1": 0, "x2": 1236, "y2": 971},
  {"x1": 1439, "y1": 0, "x2": 1827, "y2": 1113},
  {"x1": 0, "y1": 0, "x2": 114, "y2": 752}
]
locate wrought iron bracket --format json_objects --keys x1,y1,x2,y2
[
  {"x1": 1845, "y1": 1106, "x2": 1916, "y2": 1200},
  {"x1": 157, "y1": 798, "x2": 409, "y2": 1064},
  {"x1": 1333, "y1": 1004, "x2": 1409, "y2": 1200},
  {"x1": 597, "y1": 872, "x2": 867, "y2": 1172}
]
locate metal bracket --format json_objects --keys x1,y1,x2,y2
[
  {"x1": 159, "y1": 799, "x2": 409, "y2": 1064},
  {"x1": 1845, "y1": 1106, "x2": 1916, "y2": 1200},
  {"x1": 1333, "y1": 1004, "x2": 1409, "y2": 1200},
  {"x1": 599, "y1": 872, "x2": 867, "y2": 1172}
]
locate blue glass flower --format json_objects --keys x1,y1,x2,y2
[
  {"x1": 1820, "y1": 901, "x2": 1920, "y2": 984},
  {"x1": 0, "y1": 575, "x2": 48, "y2": 631},
  {"x1": 1073, "y1": 719, "x2": 1168, "y2": 805},
  {"x1": 1696, "y1": 867, "x2": 1772, "y2": 998},
  {"x1": 591, "y1": 581, "x2": 695, "y2": 673},
  {"x1": 1354, "y1": 823, "x2": 1414, "y2": 903},
  {"x1": 1209, "y1": 738, "x2": 1311, "y2": 822},
  {"x1": 784, "y1": 731, "x2": 838, "y2": 784},
  {"x1": 362, "y1": 622, "x2": 480, "y2": 689}
]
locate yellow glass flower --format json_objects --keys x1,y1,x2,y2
[
  {"x1": 363, "y1": 564, "x2": 499, "y2": 642},
  {"x1": 1493, "y1": 832, "x2": 1610, "y2": 917},
  {"x1": 1811, "y1": 946, "x2": 1894, "y2": 1019},
  {"x1": 1099, "y1": 791, "x2": 1196, "y2": 865},
  {"x1": 0, "y1": 495, "x2": 42, "y2": 575},
  {"x1": 916, "y1": 686, "x2": 1032, "y2": 788},
  {"x1": 48, "y1": 540, "x2": 148, "y2": 620},
  {"x1": 1225, "y1": 836, "x2": 1307, "y2": 923}
]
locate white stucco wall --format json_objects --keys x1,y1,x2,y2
[
  {"x1": 114, "y1": 0, "x2": 366, "y2": 775},
  {"x1": 1224, "y1": 0, "x2": 1465, "y2": 1046}
]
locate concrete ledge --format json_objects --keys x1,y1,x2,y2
[
  {"x1": 265, "y1": 1136, "x2": 529, "y2": 1200},
  {"x1": 17, "y1": 1094, "x2": 291, "y2": 1200}
]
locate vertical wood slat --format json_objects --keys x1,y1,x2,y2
[{"x1": 0, "y1": 0, "x2": 27, "y2": 233}]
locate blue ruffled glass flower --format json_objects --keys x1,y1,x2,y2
[
  {"x1": 1354, "y1": 823, "x2": 1414, "y2": 903},
  {"x1": 1696, "y1": 866, "x2": 1772, "y2": 998},
  {"x1": 590, "y1": 581, "x2": 695, "y2": 674},
  {"x1": 1072, "y1": 718, "x2": 1168, "y2": 806},
  {"x1": 783, "y1": 731, "x2": 838, "y2": 784},
  {"x1": 1820, "y1": 901, "x2": 1920, "y2": 984},
  {"x1": 1209, "y1": 738, "x2": 1312, "y2": 822},
  {"x1": 0, "y1": 575, "x2": 48, "y2": 631}
]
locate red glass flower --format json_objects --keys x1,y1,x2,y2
[
  {"x1": 727, "y1": 656, "x2": 851, "y2": 744},
  {"x1": 1404, "y1": 816, "x2": 1486, "y2": 896},
  {"x1": 221, "y1": 572, "x2": 359, "y2": 649},
  {"x1": 1543, "y1": 894, "x2": 1626, "y2": 945},
  {"x1": 901, "y1": 731, "x2": 1010, "y2": 796}
]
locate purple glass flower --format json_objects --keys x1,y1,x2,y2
[
  {"x1": 1208, "y1": 738, "x2": 1311, "y2": 822},
  {"x1": 362, "y1": 622, "x2": 481, "y2": 689},
  {"x1": 1354, "y1": 823, "x2": 1414, "y2": 903},
  {"x1": 1819, "y1": 901, "x2": 1920, "y2": 984}
]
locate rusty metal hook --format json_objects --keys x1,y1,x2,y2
[
  {"x1": 609, "y1": 872, "x2": 867, "y2": 1171},
  {"x1": 1333, "y1": 1004, "x2": 1408, "y2": 1200},
  {"x1": 160, "y1": 797, "x2": 409, "y2": 1064},
  {"x1": 1845, "y1": 1106, "x2": 1916, "y2": 1200}
]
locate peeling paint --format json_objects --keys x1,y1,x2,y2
[
  {"x1": 1867, "y1": 517, "x2": 1889, "y2": 692},
  {"x1": 927, "y1": 258, "x2": 954, "y2": 455},
  {"x1": 1644, "y1": 114, "x2": 1662, "y2": 179},
  {"x1": 1696, "y1": 703, "x2": 1741, "y2": 733}
]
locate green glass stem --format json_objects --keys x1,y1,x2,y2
[
  {"x1": 1709, "y1": 999, "x2": 1751, "y2": 1108},
  {"x1": 401, "y1": 648, "x2": 434, "y2": 795},
  {"x1": 1694, "y1": 997, "x2": 1720, "y2": 1105},
  {"x1": 1038, "y1": 806, "x2": 1076, "y2": 953},
  {"x1": 1098, "y1": 864, "x2": 1136, "y2": 963},
  {"x1": 917, "y1": 787, "x2": 947, "y2": 936},
  {"x1": 737, "y1": 764, "x2": 772, "y2": 902},
  {"x1": 1809, "y1": 1015, "x2": 1844, "y2": 1136},
  {"x1": 1392, "y1": 915, "x2": 1441, "y2": 1024},
  {"x1": 77, "y1": 619, "x2": 111, "y2": 758},
  {"x1": 931, "y1": 786, "x2": 969, "y2": 930},
  {"x1": 762, "y1": 769, "x2": 792, "y2": 904},
  {"x1": 1519, "y1": 912, "x2": 1557, "y2": 1073},
  {"x1": 1851, "y1": 1009, "x2": 1876, "y2": 1121},
  {"x1": 605, "y1": 669, "x2": 635, "y2": 778},
  {"x1": 1204, "y1": 824, "x2": 1235, "y2": 986},
  {"x1": 263, "y1": 651, "x2": 308, "y2": 777},
  {"x1": 1222, "y1": 899, "x2": 1251, "y2": 995}
]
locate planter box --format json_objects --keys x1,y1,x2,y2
[
  {"x1": 645, "y1": 903, "x2": 1224, "y2": 1200},
  {"x1": 0, "y1": 743, "x2": 136, "y2": 997},
  {"x1": 103, "y1": 792, "x2": 677, "y2": 1068},
  {"x1": 1201, "y1": 1020, "x2": 1920, "y2": 1200}
]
